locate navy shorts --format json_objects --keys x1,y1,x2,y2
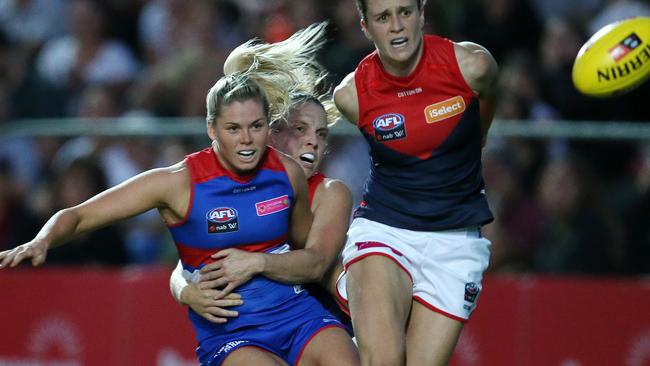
[{"x1": 199, "y1": 313, "x2": 344, "y2": 365}]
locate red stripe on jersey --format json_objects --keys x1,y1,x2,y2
[
  {"x1": 175, "y1": 234, "x2": 288, "y2": 268},
  {"x1": 185, "y1": 146, "x2": 286, "y2": 184}
]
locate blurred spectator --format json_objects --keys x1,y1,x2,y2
[
  {"x1": 537, "y1": 16, "x2": 596, "y2": 120},
  {"x1": 45, "y1": 157, "x2": 129, "y2": 266},
  {"x1": 138, "y1": 0, "x2": 244, "y2": 65},
  {"x1": 52, "y1": 86, "x2": 124, "y2": 173},
  {"x1": 133, "y1": 0, "x2": 240, "y2": 117},
  {"x1": 532, "y1": 155, "x2": 624, "y2": 274},
  {"x1": 0, "y1": 0, "x2": 68, "y2": 57},
  {"x1": 321, "y1": 0, "x2": 374, "y2": 84},
  {"x1": 0, "y1": 27, "x2": 65, "y2": 120},
  {"x1": 0, "y1": 158, "x2": 42, "y2": 250},
  {"x1": 588, "y1": 0, "x2": 650, "y2": 34},
  {"x1": 623, "y1": 181, "x2": 650, "y2": 274},
  {"x1": 482, "y1": 143, "x2": 545, "y2": 272},
  {"x1": 497, "y1": 51, "x2": 559, "y2": 121},
  {"x1": 36, "y1": 0, "x2": 139, "y2": 115},
  {"x1": 51, "y1": 86, "x2": 174, "y2": 265},
  {"x1": 530, "y1": 0, "x2": 603, "y2": 26},
  {"x1": 128, "y1": 48, "x2": 224, "y2": 117},
  {"x1": 457, "y1": 0, "x2": 543, "y2": 63},
  {"x1": 320, "y1": 133, "x2": 370, "y2": 211}
]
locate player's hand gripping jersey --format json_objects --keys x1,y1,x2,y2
[{"x1": 354, "y1": 35, "x2": 493, "y2": 231}]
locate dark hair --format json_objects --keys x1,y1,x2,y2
[{"x1": 356, "y1": 0, "x2": 423, "y2": 21}]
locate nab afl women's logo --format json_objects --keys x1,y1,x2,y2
[
  {"x1": 206, "y1": 207, "x2": 239, "y2": 233},
  {"x1": 372, "y1": 113, "x2": 406, "y2": 142}
]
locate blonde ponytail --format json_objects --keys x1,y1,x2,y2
[{"x1": 223, "y1": 21, "x2": 339, "y2": 126}]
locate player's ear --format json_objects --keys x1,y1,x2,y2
[
  {"x1": 207, "y1": 118, "x2": 218, "y2": 141},
  {"x1": 418, "y1": 4, "x2": 425, "y2": 29},
  {"x1": 360, "y1": 19, "x2": 371, "y2": 41}
]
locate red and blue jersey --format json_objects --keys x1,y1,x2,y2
[
  {"x1": 168, "y1": 147, "x2": 330, "y2": 352},
  {"x1": 354, "y1": 35, "x2": 493, "y2": 231}
]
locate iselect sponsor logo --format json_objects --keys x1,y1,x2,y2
[{"x1": 424, "y1": 96, "x2": 465, "y2": 124}]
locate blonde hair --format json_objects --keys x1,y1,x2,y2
[
  {"x1": 205, "y1": 73, "x2": 269, "y2": 124},
  {"x1": 223, "y1": 21, "x2": 339, "y2": 128}
]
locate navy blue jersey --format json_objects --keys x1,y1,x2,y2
[{"x1": 353, "y1": 35, "x2": 493, "y2": 231}]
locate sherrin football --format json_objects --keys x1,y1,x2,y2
[{"x1": 572, "y1": 16, "x2": 650, "y2": 97}]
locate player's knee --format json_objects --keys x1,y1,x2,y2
[{"x1": 358, "y1": 341, "x2": 405, "y2": 366}]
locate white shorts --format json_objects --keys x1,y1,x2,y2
[{"x1": 336, "y1": 218, "x2": 491, "y2": 322}]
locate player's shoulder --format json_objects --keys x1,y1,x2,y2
[
  {"x1": 334, "y1": 71, "x2": 357, "y2": 100},
  {"x1": 274, "y1": 149, "x2": 302, "y2": 176},
  {"x1": 273, "y1": 150, "x2": 309, "y2": 190},
  {"x1": 453, "y1": 41, "x2": 498, "y2": 94},
  {"x1": 143, "y1": 161, "x2": 188, "y2": 183},
  {"x1": 333, "y1": 71, "x2": 359, "y2": 124},
  {"x1": 314, "y1": 177, "x2": 352, "y2": 205},
  {"x1": 155, "y1": 161, "x2": 190, "y2": 187}
]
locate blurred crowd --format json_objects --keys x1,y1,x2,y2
[{"x1": 0, "y1": 0, "x2": 648, "y2": 275}]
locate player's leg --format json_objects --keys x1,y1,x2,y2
[
  {"x1": 323, "y1": 260, "x2": 344, "y2": 298},
  {"x1": 405, "y1": 227, "x2": 490, "y2": 366},
  {"x1": 405, "y1": 301, "x2": 463, "y2": 366},
  {"x1": 296, "y1": 326, "x2": 359, "y2": 366},
  {"x1": 223, "y1": 346, "x2": 288, "y2": 366},
  {"x1": 347, "y1": 255, "x2": 413, "y2": 366}
]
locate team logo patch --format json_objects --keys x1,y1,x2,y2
[
  {"x1": 609, "y1": 33, "x2": 641, "y2": 62},
  {"x1": 464, "y1": 282, "x2": 479, "y2": 303},
  {"x1": 255, "y1": 195, "x2": 290, "y2": 216},
  {"x1": 206, "y1": 207, "x2": 239, "y2": 233},
  {"x1": 424, "y1": 96, "x2": 465, "y2": 124},
  {"x1": 372, "y1": 113, "x2": 406, "y2": 142}
]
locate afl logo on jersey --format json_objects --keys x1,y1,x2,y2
[
  {"x1": 372, "y1": 113, "x2": 407, "y2": 142},
  {"x1": 207, "y1": 207, "x2": 239, "y2": 233}
]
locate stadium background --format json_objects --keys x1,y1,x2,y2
[{"x1": 0, "y1": 0, "x2": 649, "y2": 365}]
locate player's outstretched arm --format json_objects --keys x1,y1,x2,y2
[{"x1": 0, "y1": 165, "x2": 186, "y2": 269}]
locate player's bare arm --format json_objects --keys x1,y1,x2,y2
[
  {"x1": 280, "y1": 152, "x2": 314, "y2": 249},
  {"x1": 251, "y1": 178, "x2": 352, "y2": 284},
  {"x1": 455, "y1": 41, "x2": 499, "y2": 145},
  {"x1": 197, "y1": 179, "x2": 351, "y2": 292},
  {"x1": 333, "y1": 71, "x2": 360, "y2": 125},
  {"x1": 0, "y1": 162, "x2": 190, "y2": 268},
  {"x1": 307, "y1": 179, "x2": 352, "y2": 284}
]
